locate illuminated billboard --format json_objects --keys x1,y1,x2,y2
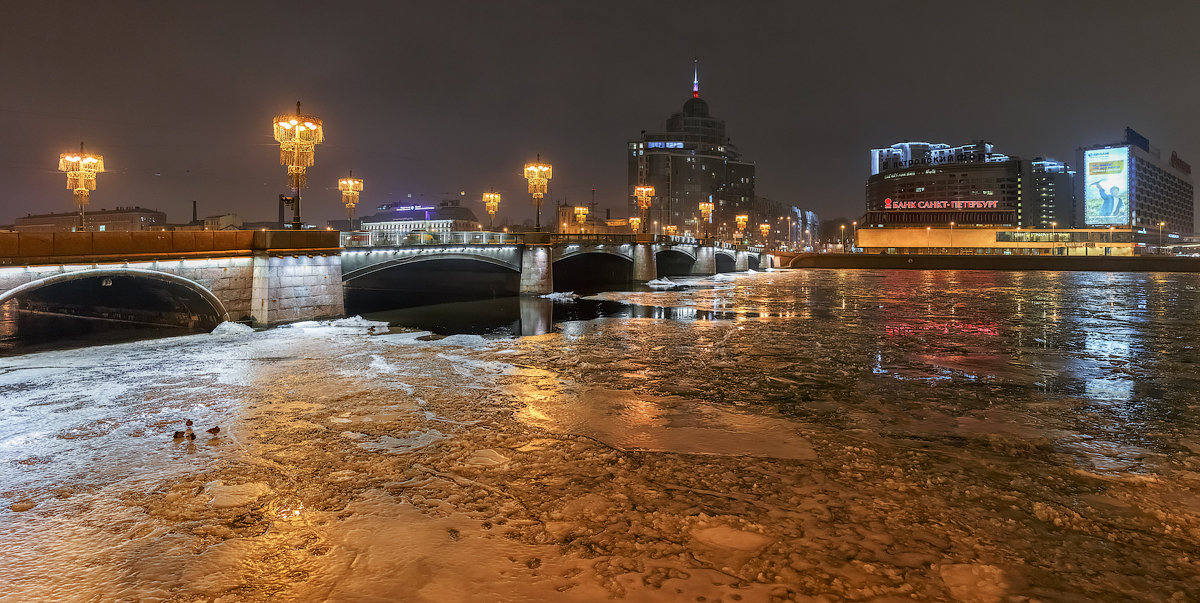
[{"x1": 1083, "y1": 147, "x2": 1130, "y2": 225}]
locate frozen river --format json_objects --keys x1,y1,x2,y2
[{"x1": 1, "y1": 269, "x2": 1198, "y2": 601}]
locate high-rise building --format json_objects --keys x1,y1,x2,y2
[
  {"x1": 1075, "y1": 128, "x2": 1194, "y2": 239},
  {"x1": 627, "y1": 64, "x2": 755, "y2": 237},
  {"x1": 864, "y1": 140, "x2": 1073, "y2": 229}
]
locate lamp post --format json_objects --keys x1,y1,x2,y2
[
  {"x1": 483, "y1": 190, "x2": 501, "y2": 230},
  {"x1": 664, "y1": 225, "x2": 678, "y2": 236},
  {"x1": 851, "y1": 220, "x2": 857, "y2": 253},
  {"x1": 698, "y1": 201, "x2": 714, "y2": 239},
  {"x1": 274, "y1": 102, "x2": 324, "y2": 229},
  {"x1": 629, "y1": 216, "x2": 641, "y2": 233},
  {"x1": 760, "y1": 222, "x2": 772, "y2": 247},
  {"x1": 338, "y1": 172, "x2": 363, "y2": 231},
  {"x1": 840, "y1": 224, "x2": 846, "y2": 252},
  {"x1": 1159, "y1": 221, "x2": 1166, "y2": 253},
  {"x1": 58, "y1": 142, "x2": 104, "y2": 231},
  {"x1": 634, "y1": 185, "x2": 654, "y2": 234},
  {"x1": 926, "y1": 226, "x2": 931, "y2": 250},
  {"x1": 524, "y1": 156, "x2": 552, "y2": 231},
  {"x1": 1051, "y1": 221, "x2": 1057, "y2": 256},
  {"x1": 736, "y1": 214, "x2": 749, "y2": 243},
  {"x1": 574, "y1": 205, "x2": 589, "y2": 234},
  {"x1": 949, "y1": 221, "x2": 955, "y2": 253}
]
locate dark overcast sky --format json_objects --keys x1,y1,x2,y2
[{"x1": 2, "y1": 1, "x2": 1197, "y2": 226}]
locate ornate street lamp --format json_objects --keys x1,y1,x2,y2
[
  {"x1": 274, "y1": 102, "x2": 324, "y2": 229},
  {"x1": 735, "y1": 214, "x2": 749, "y2": 242},
  {"x1": 524, "y1": 156, "x2": 552, "y2": 231},
  {"x1": 664, "y1": 225, "x2": 678, "y2": 236},
  {"x1": 58, "y1": 142, "x2": 104, "y2": 231},
  {"x1": 634, "y1": 185, "x2": 655, "y2": 234},
  {"x1": 698, "y1": 200, "x2": 714, "y2": 239},
  {"x1": 483, "y1": 190, "x2": 501, "y2": 230},
  {"x1": 629, "y1": 216, "x2": 642, "y2": 233},
  {"x1": 574, "y1": 205, "x2": 589, "y2": 234},
  {"x1": 760, "y1": 222, "x2": 771, "y2": 245},
  {"x1": 338, "y1": 172, "x2": 363, "y2": 231}
]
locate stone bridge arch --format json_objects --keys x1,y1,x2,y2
[
  {"x1": 0, "y1": 267, "x2": 230, "y2": 327},
  {"x1": 341, "y1": 250, "x2": 521, "y2": 282}
]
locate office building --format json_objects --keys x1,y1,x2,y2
[
  {"x1": 865, "y1": 141, "x2": 1073, "y2": 229},
  {"x1": 627, "y1": 65, "x2": 755, "y2": 237},
  {"x1": 1075, "y1": 128, "x2": 1193, "y2": 243}
]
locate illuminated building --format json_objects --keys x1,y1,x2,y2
[
  {"x1": 627, "y1": 62, "x2": 755, "y2": 236},
  {"x1": 864, "y1": 140, "x2": 1073, "y2": 229},
  {"x1": 358, "y1": 199, "x2": 481, "y2": 243},
  {"x1": 1075, "y1": 128, "x2": 1194, "y2": 242}
]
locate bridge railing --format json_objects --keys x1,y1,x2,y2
[{"x1": 342, "y1": 230, "x2": 521, "y2": 247}]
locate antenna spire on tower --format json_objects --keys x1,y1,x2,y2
[{"x1": 692, "y1": 58, "x2": 700, "y2": 98}]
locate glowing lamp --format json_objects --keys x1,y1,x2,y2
[
  {"x1": 58, "y1": 145, "x2": 105, "y2": 208},
  {"x1": 523, "y1": 156, "x2": 553, "y2": 231},
  {"x1": 483, "y1": 190, "x2": 501, "y2": 229},
  {"x1": 273, "y1": 101, "x2": 324, "y2": 190}
]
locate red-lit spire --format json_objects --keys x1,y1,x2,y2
[{"x1": 692, "y1": 58, "x2": 700, "y2": 98}]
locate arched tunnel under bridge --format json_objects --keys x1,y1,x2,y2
[
  {"x1": 343, "y1": 257, "x2": 522, "y2": 313},
  {"x1": 0, "y1": 269, "x2": 229, "y2": 349}
]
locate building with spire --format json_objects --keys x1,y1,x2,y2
[{"x1": 627, "y1": 62, "x2": 755, "y2": 237}]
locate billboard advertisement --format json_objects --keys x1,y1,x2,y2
[{"x1": 1084, "y1": 147, "x2": 1130, "y2": 225}]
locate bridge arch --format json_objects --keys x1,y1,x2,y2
[
  {"x1": 342, "y1": 252, "x2": 520, "y2": 282},
  {"x1": 553, "y1": 246, "x2": 635, "y2": 263},
  {"x1": 655, "y1": 247, "x2": 696, "y2": 277},
  {"x1": 0, "y1": 267, "x2": 230, "y2": 327},
  {"x1": 715, "y1": 249, "x2": 737, "y2": 273}
]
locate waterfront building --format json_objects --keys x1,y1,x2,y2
[
  {"x1": 358, "y1": 199, "x2": 481, "y2": 244},
  {"x1": 13, "y1": 206, "x2": 166, "y2": 232},
  {"x1": 1075, "y1": 128, "x2": 1194, "y2": 246},
  {"x1": 627, "y1": 64, "x2": 755, "y2": 237},
  {"x1": 857, "y1": 226, "x2": 1134, "y2": 256},
  {"x1": 865, "y1": 141, "x2": 1073, "y2": 229}
]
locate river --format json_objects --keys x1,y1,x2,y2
[{"x1": 1, "y1": 269, "x2": 1198, "y2": 601}]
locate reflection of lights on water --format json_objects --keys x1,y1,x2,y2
[
  {"x1": 1086, "y1": 378, "x2": 1134, "y2": 402},
  {"x1": 886, "y1": 321, "x2": 1000, "y2": 338}
]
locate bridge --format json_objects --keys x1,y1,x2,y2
[
  {"x1": 0, "y1": 230, "x2": 343, "y2": 328},
  {"x1": 340, "y1": 231, "x2": 775, "y2": 306},
  {"x1": 0, "y1": 229, "x2": 777, "y2": 332}
]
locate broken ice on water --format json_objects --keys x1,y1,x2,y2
[{"x1": 1, "y1": 269, "x2": 1198, "y2": 601}]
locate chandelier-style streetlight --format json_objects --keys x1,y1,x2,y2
[
  {"x1": 273, "y1": 102, "x2": 324, "y2": 229},
  {"x1": 338, "y1": 172, "x2": 363, "y2": 230},
  {"x1": 634, "y1": 185, "x2": 654, "y2": 234},
  {"x1": 524, "y1": 156, "x2": 552, "y2": 231},
  {"x1": 664, "y1": 225, "x2": 678, "y2": 236},
  {"x1": 574, "y1": 205, "x2": 589, "y2": 234},
  {"x1": 735, "y1": 214, "x2": 749, "y2": 242},
  {"x1": 483, "y1": 190, "x2": 501, "y2": 230},
  {"x1": 58, "y1": 142, "x2": 104, "y2": 231},
  {"x1": 759, "y1": 222, "x2": 771, "y2": 244},
  {"x1": 698, "y1": 200, "x2": 714, "y2": 239},
  {"x1": 629, "y1": 216, "x2": 642, "y2": 233}
]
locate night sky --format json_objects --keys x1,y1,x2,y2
[{"x1": 2, "y1": 2, "x2": 1196, "y2": 228}]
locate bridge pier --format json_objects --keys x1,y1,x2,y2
[
  {"x1": 689, "y1": 246, "x2": 717, "y2": 276},
  {"x1": 631, "y1": 243, "x2": 657, "y2": 282},
  {"x1": 519, "y1": 245, "x2": 553, "y2": 295},
  {"x1": 735, "y1": 251, "x2": 749, "y2": 272}
]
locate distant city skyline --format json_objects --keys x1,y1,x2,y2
[{"x1": 1, "y1": 2, "x2": 1196, "y2": 229}]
